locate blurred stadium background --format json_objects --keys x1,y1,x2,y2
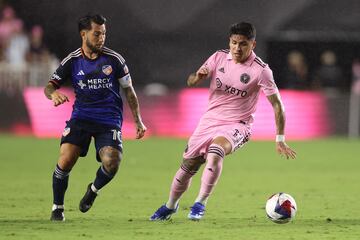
[
  {"x1": 0, "y1": 0, "x2": 360, "y2": 139},
  {"x1": 1, "y1": 1, "x2": 360, "y2": 239}
]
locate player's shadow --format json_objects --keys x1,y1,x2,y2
[
  {"x1": 297, "y1": 218, "x2": 360, "y2": 226},
  {"x1": 1, "y1": 217, "x2": 360, "y2": 227},
  {"x1": 0, "y1": 219, "x2": 51, "y2": 224},
  {"x1": 183, "y1": 217, "x2": 360, "y2": 227}
]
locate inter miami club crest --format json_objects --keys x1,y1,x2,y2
[
  {"x1": 240, "y1": 73, "x2": 250, "y2": 84},
  {"x1": 102, "y1": 65, "x2": 113, "y2": 75}
]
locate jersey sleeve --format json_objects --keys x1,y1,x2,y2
[
  {"x1": 116, "y1": 61, "x2": 132, "y2": 88},
  {"x1": 49, "y1": 58, "x2": 72, "y2": 89},
  {"x1": 258, "y1": 66, "x2": 279, "y2": 96},
  {"x1": 199, "y1": 52, "x2": 218, "y2": 78}
]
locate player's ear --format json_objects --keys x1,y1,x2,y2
[
  {"x1": 252, "y1": 40, "x2": 256, "y2": 50},
  {"x1": 80, "y1": 30, "x2": 86, "y2": 39}
]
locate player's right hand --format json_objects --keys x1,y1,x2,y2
[
  {"x1": 51, "y1": 91, "x2": 69, "y2": 107},
  {"x1": 196, "y1": 67, "x2": 209, "y2": 79},
  {"x1": 187, "y1": 67, "x2": 209, "y2": 86},
  {"x1": 136, "y1": 122, "x2": 147, "y2": 139}
]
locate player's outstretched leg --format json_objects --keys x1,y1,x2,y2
[
  {"x1": 79, "y1": 146, "x2": 120, "y2": 213},
  {"x1": 79, "y1": 164, "x2": 115, "y2": 212},
  {"x1": 51, "y1": 164, "x2": 70, "y2": 221},
  {"x1": 188, "y1": 144, "x2": 225, "y2": 220},
  {"x1": 150, "y1": 159, "x2": 198, "y2": 221}
]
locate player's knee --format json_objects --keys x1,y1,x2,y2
[
  {"x1": 103, "y1": 160, "x2": 120, "y2": 175},
  {"x1": 99, "y1": 147, "x2": 122, "y2": 175},
  {"x1": 206, "y1": 155, "x2": 223, "y2": 171},
  {"x1": 182, "y1": 157, "x2": 205, "y2": 172},
  {"x1": 58, "y1": 153, "x2": 78, "y2": 171},
  {"x1": 58, "y1": 143, "x2": 81, "y2": 170}
]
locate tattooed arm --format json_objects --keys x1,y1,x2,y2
[
  {"x1": 267, "y1": 93, "x2": 296, "y2": 159},
  {"x1": 123, "y1": 86, "x2": 146, "y2": 139},
  {"x1": 44, "y1": 82, "x2": 69, "y2": 107}
]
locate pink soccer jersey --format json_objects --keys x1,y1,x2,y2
[{"x1": 200, "y1": 50, "x2": 278, "y2": 124}]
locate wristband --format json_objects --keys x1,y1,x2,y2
[{"x1": 276, "y1": 135, "x2": 285, "y2": 142}]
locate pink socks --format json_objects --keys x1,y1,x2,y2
[
  {"x1": 166, "y1": 144, "x2": 226, "y2": 209},
  {"x1": 166, "y1": 164, "x2": 194, "y2": 209},
  {"x1": 195, "y1": 144, "x2": 225, "y2": 205}
]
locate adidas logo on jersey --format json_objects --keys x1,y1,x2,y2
[
  {"x1": 218, "y1": 67, "x2": 225, "y2": 73},
  {"x1": 77, "y1": 70, "x2": 85, "y2": 76}
]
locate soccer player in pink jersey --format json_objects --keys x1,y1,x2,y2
[{"x1": 150, "y1": 22, "x2": 296, "y2": 221}]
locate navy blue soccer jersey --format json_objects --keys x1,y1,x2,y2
[{"x1": 49, "y1": 47, "x2": 132, "y2": 128}]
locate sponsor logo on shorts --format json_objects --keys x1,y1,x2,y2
[
  {"x1": 233, "y1": 129, "x2": 240, "y2": 137},
  {"x1": 62, "y1": 127, "x2": 70, "y2": 137},
  {"x1": 233, "y1": 131, "x2": 251, "y2": 151}
]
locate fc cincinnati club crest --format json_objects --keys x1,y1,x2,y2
[
  {"x1": 240, "y1": 73, "x2": 250, "y2": 84},
  {"x1": 62, "y1": 127, "x2": 70, "y2": 137},
  {"x1": 102, "y1": 65, "x2": 113, "y2": 75}
]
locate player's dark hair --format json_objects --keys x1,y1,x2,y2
[
  {"x1": 229, "y1": 22, "x2": 256, "y2": 40},
  {"x1": 78, "y1": 14, "x2": 106, "y2": 32}
]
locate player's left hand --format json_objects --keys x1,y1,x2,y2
[
  {"x1": 136, "y1": 122, "x2": 147, "y2": 139},
  {"x1": 276, "y1": 142, "x2": 296, "y2": 159}
]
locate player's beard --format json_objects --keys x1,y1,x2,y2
[{"x1": 86, "y1": 39, "x2": 103, "y2": 54}]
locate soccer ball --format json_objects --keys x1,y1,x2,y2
[{"x1": 265, "y1": 192, "x2": 297, "y2": 224}]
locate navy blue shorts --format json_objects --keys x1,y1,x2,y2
[{"x1": 60, "y1": 119, "x2": 123, "y2": 162}]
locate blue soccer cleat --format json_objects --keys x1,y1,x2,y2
[
  {"x1": 150, "y1": 204, "x2": 178, "y2": 221},
  {"x1": 188, "y1": 202, "x2": 205, "y2": 220}
]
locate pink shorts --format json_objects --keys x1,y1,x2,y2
[{"x1": 183, "y1": 119, "x2": 251, "y2": 159}]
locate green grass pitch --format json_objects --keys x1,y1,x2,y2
[{"x1": 0, "y1": 135, "x2": 360, "y2": 240}]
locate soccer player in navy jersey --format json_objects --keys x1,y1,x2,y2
[{"x1": 45, "y1": 14, "x2": 147, "y2": 221}]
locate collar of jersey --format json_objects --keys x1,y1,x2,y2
[
  {"x1": 226, "y1": 51, "x2": 256, "y2": 66},
  {"x1": 81, "y1": 48, "x2": 102, "y2": 61}
]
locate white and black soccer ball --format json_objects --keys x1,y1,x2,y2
[{"x1": 265, "y1": 192, "x2": 297, "y2": 224}]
